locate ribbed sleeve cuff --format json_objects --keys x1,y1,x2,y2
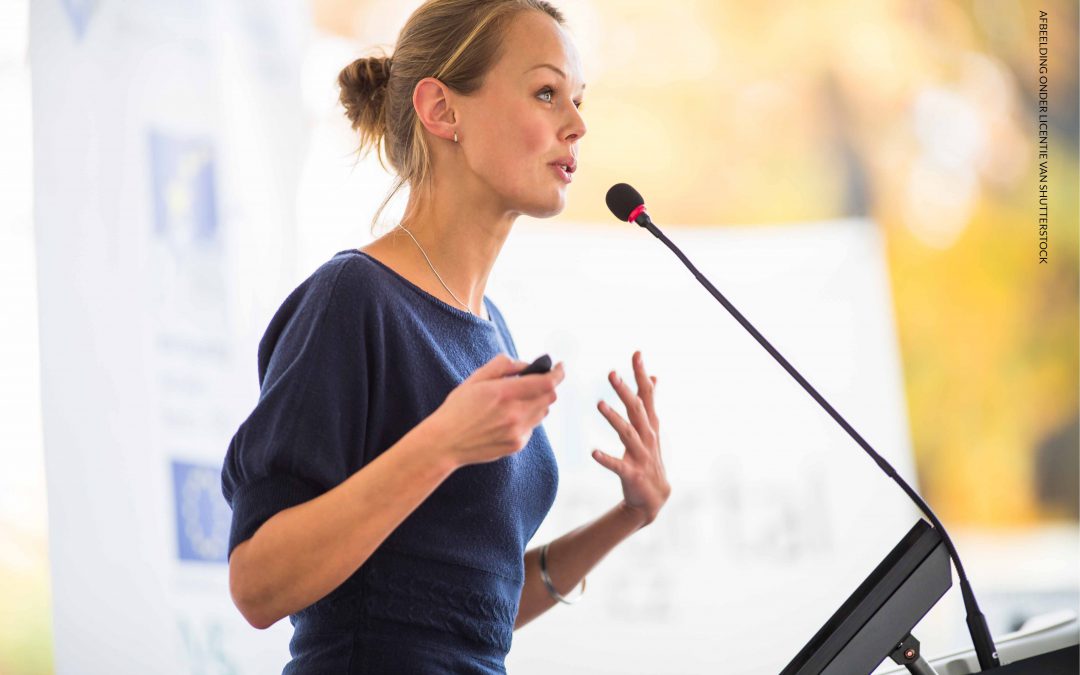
[{"x1": 227, "y1": 474, "x2": 323, "y2": 561}]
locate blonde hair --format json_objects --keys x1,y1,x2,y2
[{"x1": 338, "y1": 0, "x2": 566, "y2": 235}]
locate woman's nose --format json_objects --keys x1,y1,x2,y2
[{"x1": 566, "y1": 114, "x2": 586, "y2": 142}]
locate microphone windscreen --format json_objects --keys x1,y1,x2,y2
[{"x1": 605, "y1": 183, "x2": 644, "y2": 222}]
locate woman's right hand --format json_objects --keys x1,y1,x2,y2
[{"x1": 431, "y1": 353, "x2": 565, "y2": 468}]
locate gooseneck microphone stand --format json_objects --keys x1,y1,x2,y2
[{"x1": 606, "y1": 182, "x2": 1000, "y2": 671}]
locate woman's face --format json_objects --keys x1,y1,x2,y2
[{"x1": 456, "y1": 11, "x2": 587, "y2": 218}]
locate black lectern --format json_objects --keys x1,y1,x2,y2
[{"x1": 780, "y1": 519, "x2": 950, "y2": 674}]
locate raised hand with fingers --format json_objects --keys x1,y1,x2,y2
[{"x1": 592, "y1": 350, "x2": 671, "y2": 528}]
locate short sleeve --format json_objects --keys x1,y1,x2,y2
[{"x1": 220, "y1": 257, "x2": 370, "y2": 561}]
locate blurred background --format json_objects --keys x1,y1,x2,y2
[{"x1": 1, "y1": 0, "x2": 1076, "y2": 673}]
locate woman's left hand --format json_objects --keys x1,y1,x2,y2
[{"x1": 593, "y1": 350, "x2": 671, "y2": 528}]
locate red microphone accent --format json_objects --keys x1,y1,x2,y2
[{"x1": 627, "y1": 204, "x2": 647, "y2": 223}]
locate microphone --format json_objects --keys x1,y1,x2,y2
[{"x1": 606, "y1": 182, "x2": 1002, "y2": 671}]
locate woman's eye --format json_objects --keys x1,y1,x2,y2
[{"x1": 538, "y1": 87, "x2": 584, "y2": 111}]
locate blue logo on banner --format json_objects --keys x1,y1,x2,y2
[
  {"x1": 148, "y1": 131, "x2": 219, "y2": 246},
  {"x1": 172, "y1": 460, "x2": 230, "y2": 563},
  {"x1": 60, "y1": 0, "x2": 99, "y2": 41}
]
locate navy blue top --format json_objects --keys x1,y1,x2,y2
[{"x1": 220, "y1": 249, "x2": 560, "y2": 674}]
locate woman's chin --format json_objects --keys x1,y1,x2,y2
[
  {"x1": 528, "y1": 190, "x2": 567, "y2": 218},
  {"x1": 529, "y1": 203, "x2": 565, "y2": 219}
]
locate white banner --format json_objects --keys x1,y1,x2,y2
[{"x1": 32, "y1": 0, "x2": 311, "y2": 672}]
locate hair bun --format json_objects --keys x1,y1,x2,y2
[{"x1": 338, "y1": 54, "x2": 393, "y2": 133}]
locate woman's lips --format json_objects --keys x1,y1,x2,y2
[{"x1": 549, "y1": 163, "x2": 572, "y2": 183}]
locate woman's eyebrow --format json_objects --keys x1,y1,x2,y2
[{"x1": 524, "y1": 63, "x2": 586, "y2": 91}]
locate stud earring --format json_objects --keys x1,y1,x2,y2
[{"x1": 453, "y1": 131, "x2": 458, "y2": 143}]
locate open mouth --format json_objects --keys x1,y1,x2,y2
[{"x1": 550, "y1": 163, "x2": 573, "y2": 183}]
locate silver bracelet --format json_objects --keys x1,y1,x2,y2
[{"x1": 539, "y1": 541, "x2": 586, "y2": 604}]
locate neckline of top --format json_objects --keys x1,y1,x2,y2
[{"x1": 341, "y1": 249, "x2": 496, "y2": 327}]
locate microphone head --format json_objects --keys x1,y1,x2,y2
[{"x1": 605, "y1": 183, "x2": 645, "y2": 222}]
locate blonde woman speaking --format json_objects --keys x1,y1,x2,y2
[{"x1": 221, "y1": 1, "x2": 671, "y2": 672}]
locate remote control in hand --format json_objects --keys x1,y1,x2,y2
[{"x1": 515, "y1": 354, "x2": 552, "y2": 377}]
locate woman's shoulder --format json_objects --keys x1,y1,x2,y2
[
  {"x1": 313, "y1": 247, "x2": 381, "y2": 293},
  {"x1": 286, "y1": 248, "x2": 398, "y2": 312},
  {"x1": 255, "y1": 251, "x2": 385, "y2": 382}
]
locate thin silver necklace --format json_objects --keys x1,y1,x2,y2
[{"x1": 396, "y1": 223, "x2": 483, "y2": 319}]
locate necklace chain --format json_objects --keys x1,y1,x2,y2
[{"x1": 396, "y1": 223, "x2": 480, "y2": 318}]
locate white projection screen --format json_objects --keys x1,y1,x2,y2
[{"x1": 494, "y1": 218, "x2": 928, "y2": 674}]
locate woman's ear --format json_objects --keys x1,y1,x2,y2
[{"x1": 412, "y1": 77, "x2": 457, "y2": 143}]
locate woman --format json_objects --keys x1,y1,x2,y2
[{"x1": 221, "y1": 1, "x2": 671, "y2": 672}]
